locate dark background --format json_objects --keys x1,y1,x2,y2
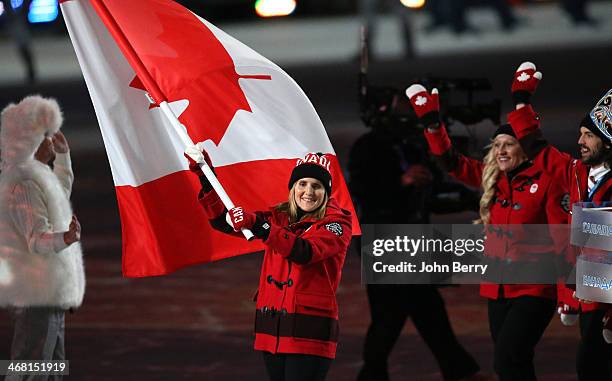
[{"x1": 0, "y1": 0, "x2": 611, "y2": 380}]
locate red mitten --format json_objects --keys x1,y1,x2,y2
[
  {"x1": 405, "y1": 84, "x2": 440, "y2": 128},
  {"x1": 603, "y1": 309, "x2": 612, "y2": 344},
  {"x1": 184, "y1": 143, "x2": 213, "y2": 175},
  {"x1": 557, "y1": 303, "x2": 579, "y2": 326},
  {"x1": 226, "y1": 206, "x2": 257, "y2": 232},
  {"x1": 184, "y1": 143, "x2": 215, "y2": 192},
  {"x1": 511, "y1": 61, "x2": 542, "y2": 105}
]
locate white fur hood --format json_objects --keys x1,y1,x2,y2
[{"x1": 0, "y1": 95, "x2": 63, "y2": 170}]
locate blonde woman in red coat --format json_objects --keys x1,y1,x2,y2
[
  {"x1": 405, "y1": 84, "x2": 569, "y2": 381},
  {"x1": 185, "y1": 149, "x2": 352, "y2": 381}
]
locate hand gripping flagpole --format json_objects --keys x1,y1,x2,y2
[
  {"x1": 90, "y1": 0, "x2": 254, "y2": 241},
  {"x1": 158, "y1": 102, "x2": 254, "y2": 241}
]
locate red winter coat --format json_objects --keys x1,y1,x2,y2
[
  {"x1": 424, "y1": 126, "x2": 569, "y2": 300},
  {"x1": 199, "y1": 191, "x2": 352, "y2": 359},
  {"x1": 508, "y1": 105, "x2": 612, "y2": 312}
]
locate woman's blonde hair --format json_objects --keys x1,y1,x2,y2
[
  {"x1": 276, "y1": 183, "x2": 329, "y2": 224},
  {"x1": 475, "y1": 142, "x2": 499, "y2": 225},
  {"x1": 475, "y1": 135, "x2": 527, "y2": 225}
]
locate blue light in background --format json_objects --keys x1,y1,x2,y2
[
  {"x1": 28, "y1": 0, "x2": 58, "y2": 23},
  {"x1": 1, "y1": 0, "x2": 24, "y2": 17}
]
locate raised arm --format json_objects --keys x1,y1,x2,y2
[
  {"x1": 185, "y1": 144, "x2": 235, "y2": 235},
  {"x1": 185, "y1": 145, "x2": 269, "y2": 239},
  {"x1": 406, "y1": 84, "x2": 484, "y2": 188},
  {"x1": 51, "y1": 131, "x2": 74, "y2": 196},
  {"x1": 508, "y1": 62, "x2": 573, "y2": 186}
]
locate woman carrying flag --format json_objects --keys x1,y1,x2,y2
[{"x1": 185, "y1": 148, "x2": 352, "y2": 381}]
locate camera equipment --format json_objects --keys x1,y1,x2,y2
[
  {"x1": 355, "y1": 27, "x2": 486, "y2": 216},
  {"x1": 358, "y1": 27, "x2": 501, "y2": 130}
]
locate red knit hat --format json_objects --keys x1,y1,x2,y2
[{"x1": 288, "y1": 152, "x2": 332, "y2": 195}]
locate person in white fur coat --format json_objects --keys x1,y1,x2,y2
[{"x1": 0, "y1": 95, "x2": 84, "y2": 377}]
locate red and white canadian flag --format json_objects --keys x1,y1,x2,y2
[{"x1": 60, "y1": 0, "x2": 359, "y2": 277}]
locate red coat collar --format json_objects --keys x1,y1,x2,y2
[
  {"x1": 496, "y1": 162, "x2": 542, "y2": 197},
  {"x1": 269, "y1": 198, "x2": 351, "y2": 226}
]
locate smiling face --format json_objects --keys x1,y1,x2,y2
[
  {"x1": 578, "y1": 127, "x2": 606, "y2": 166},
  {"x1": 293, "y1": 177, "x2": 326, "y2": 212},
  {"x1": 493, "y1": 134, "x2": 527, "y2": 173}
]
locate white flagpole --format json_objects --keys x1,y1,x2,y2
[
  {"x1": 158, "y1": 100, "x2": 255, "y2": 241},
  {"x1": 67, "y1": 0, "x2": 254, "y2": 241}
]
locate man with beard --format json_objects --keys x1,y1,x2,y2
[{"x1": 507, "y1": 62, "x2": 612, "y2": 380}]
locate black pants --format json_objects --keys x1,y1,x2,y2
[
  {"x1": 576, "y1": 309, "x2": 612, "y2": 381},
  {"x1": 262, "y1": 352, "x2": 332, "y2": 381},
  {"x1": 357, "y1": 284, "x2": 480, "y2": 381},
  {"x1": 488, "y1": 296, "x2": 556, "y2": 381}
]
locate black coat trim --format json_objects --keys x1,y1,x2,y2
[
  {"x1": 286, "y1": 238, "x2": 314, "y2": 264},
  {"x1": 255, "y1": 310, "x2": 339, "y2": 342}
]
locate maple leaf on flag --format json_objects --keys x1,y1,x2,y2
[
  {"x1": 129, "y1": 76, "x2": 190, "y2": 113},
  {"x1": 61, "y1": 0, "x2": 360, "y2": 277},
  {"x1": 96, "y1": 0, "x2": 272, "y2": 147}
]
